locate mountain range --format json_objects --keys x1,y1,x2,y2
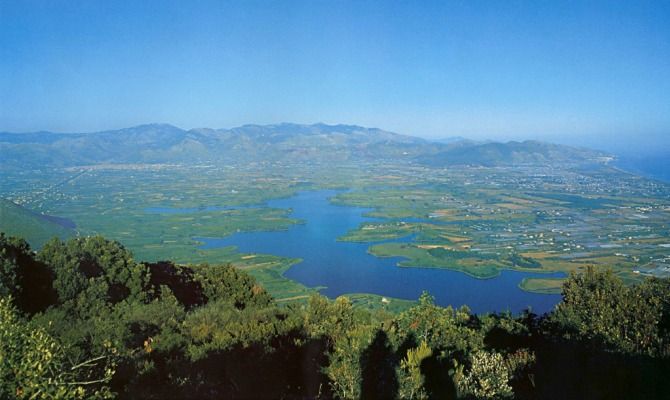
[{"x1": 0, "y1": 123, "x2": 611, "y2": 168}]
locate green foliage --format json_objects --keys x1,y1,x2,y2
[
  {"x1": 22, "y1": 237, "x2": 151, "y2": 366},
  {"x1": 182, "y1": 299, "x2": 300, "y2": 360},
  {"x1": 504, "y1": 348, "x2": 536, "y2": 382},
  {"x1": 0, "y1": 233, "x2": 56, "y2": 313},
  {"x1": 113, "y1": 288, "x2": 188, "y2": 355},
  {"x1": 38, "y1": 236, "x2": 148, "y2": 306},
  {"x1": 192, "y1": 262, "x2": 272, "y2": 308},
  {"x1": 553, "y1": 267, "x2": 626, "y2": 340},
  {"x1": 552, "y1": 266, "x2": 670, "y2": 356},
  {"x1": 398, "y1": 341, "x2": 432, "y2": 400},
  {"x1": 0, "y1": 234, "x2": 27, "y2": 298},
  {"x1": 327, "y1": 324, "x2": 375, "y2": 399},
  {"x1": 456, "y1": 351, "x2": 513, "y2": 399},
  {"x1": 143, "y1": 261, "x2": 207, "y2": 309},
  {"x1": 3, "y1": 233, "x2": 670, "y2": 398},
  {"x1": 480, "y1": 311, "x2": 529, "y2": 337},
  {"x1": 392, "y1": 291, "x2": 481, "y2": 354},
  {"x1": 0, "y1": 297, "x2": 115, "y2": 399},
  {"x1": 305, "y1": 294, "x2": 354, "y2": 343},
  {"x1": 507, "y1": 253, "x2": 541, "y2": 268}
]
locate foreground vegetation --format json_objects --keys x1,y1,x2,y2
[{"x1": 2, "y1": 233, "x2": 670, "y2": 399}]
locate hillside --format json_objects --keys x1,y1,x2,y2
[
  {"x1": 0, "y1": 123, "x2": 436, "y2": 167},
  {"x1": 0, "y1": 123, "x2": 611, "y2": 168},
  {"x1": 418, "y1": 140, "x2": 611, "y2": 167},
  {"x1": 0, "y1": 199, "x2": 74, "y2": 248}
]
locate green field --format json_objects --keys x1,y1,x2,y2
[
  {"x1": 2, "y1": 160, "x2": 670, "y2": 303},
  {"x1": 519, "y1": 277, "x2": 565, "y2": 294},
  {"x1": 0, "y1": 198, "x2": 74, "y2": 248}
]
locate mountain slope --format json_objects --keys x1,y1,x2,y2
[
  {"x1": 0, "y1": 123, "x2": 611, "y2": 168},
  {"x1": 418, "y1": 140, "x2": 611, "y2": 167},
  {"x1": 0, "y1": 199, "x2": 75, "y2": 248},
  {"x1": 0, "y1": 123, "x2": 437, "y2": 167}
]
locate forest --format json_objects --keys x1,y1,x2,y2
[{"x1": 2, "y1": 233, "x2": 670, "y2": 399}]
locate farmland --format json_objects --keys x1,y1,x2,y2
[{"x1": 2, "y1": 158, "x2": 669, "y2": 302}]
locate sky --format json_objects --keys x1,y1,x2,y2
[{"x1": 1, "y1": 0, "x2": 669, "y2": 151}]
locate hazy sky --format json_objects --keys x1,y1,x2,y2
[{"x1": 1, "y1": 0, "x2": 669, "y2": 146}]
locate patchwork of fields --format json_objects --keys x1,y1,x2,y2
[{"x1": 2, "y1": 160, "x2": 669, "y2": 303}]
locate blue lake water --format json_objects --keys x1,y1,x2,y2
[
  {"x1": 615, "y1": 154, "x2": 670, "y2": 183},
  {"x1": 193, "y1": 190, "x2": 563, "y2": 314}
]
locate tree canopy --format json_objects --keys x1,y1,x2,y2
[{"x1": 1, "y1": 233, "x2": 670, "y2": 399}]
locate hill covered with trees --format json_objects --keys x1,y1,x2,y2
[{"x1": 1, "y1": 233, "x2": 669, "y2": 399}]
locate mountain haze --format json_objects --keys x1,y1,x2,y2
[
  {"x1": 419, "y1": 140, "x2": 613, "y2": 167},
  {"x1": 0, "y1": 123, "x2": 610, "y2": 168}
]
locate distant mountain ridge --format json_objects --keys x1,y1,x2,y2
[
  {"x1": 0, "y1": 123, "x2": 611, "y2": 168},
  {"x1": 419, "y1": 139, "x2": 613, "y2": 167}
]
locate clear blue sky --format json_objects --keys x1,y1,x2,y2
[{"x1": 1, "y1": 0, "x2": 669, "y2": 147}]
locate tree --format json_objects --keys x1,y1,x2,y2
[
  {"x1": 0, "y1": 233, "x2": 56, "y2": 313},
  {"x1": 305, "y1": 294, "x2": 354, "y2": 344},
  {"x1": 192, "y1": 262, "x2": 272, "y2": 309},
  {"x1": 398, "y1": 341, "x2": 432, "y2": 400},
  {"x1": 0, "y1": 233, "x2": 26, "y2": 298},
  {"x1": 392, "y1": 291, "x2": 480, "y2": 355},
  {"x1": 38, "y1": 236, "x2": 148, "y2": 306},
  {"x1": 552, "y1": 266, "x2": 670, "y2": 355},
  {"x1": 327, "y1": 325, "x2": 375, "y2": 399},
  {"x1": 0, "y1": 297, "x2": 115, "y2": 399},
  {"x1": 456, "y1": 351, "x2": 513, "y2": 399}
]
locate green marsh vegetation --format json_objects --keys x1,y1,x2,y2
[
  {"x1": 329, "y1": 171, "x2": 670, "y2": 292},
  {"x1": 2, "y1": 158, "x2": 670, "y2": 301}
]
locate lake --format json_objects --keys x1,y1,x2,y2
[{"x1": 193, "y1": 190, "x2": 563, "y2": 314}]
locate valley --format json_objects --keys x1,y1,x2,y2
[
  {"x1": 4, "y1": 3, "x2": 669, "y2": 397},
  {"x1": 2, "y1": 125, "x2": 669, "y2": 312}
]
